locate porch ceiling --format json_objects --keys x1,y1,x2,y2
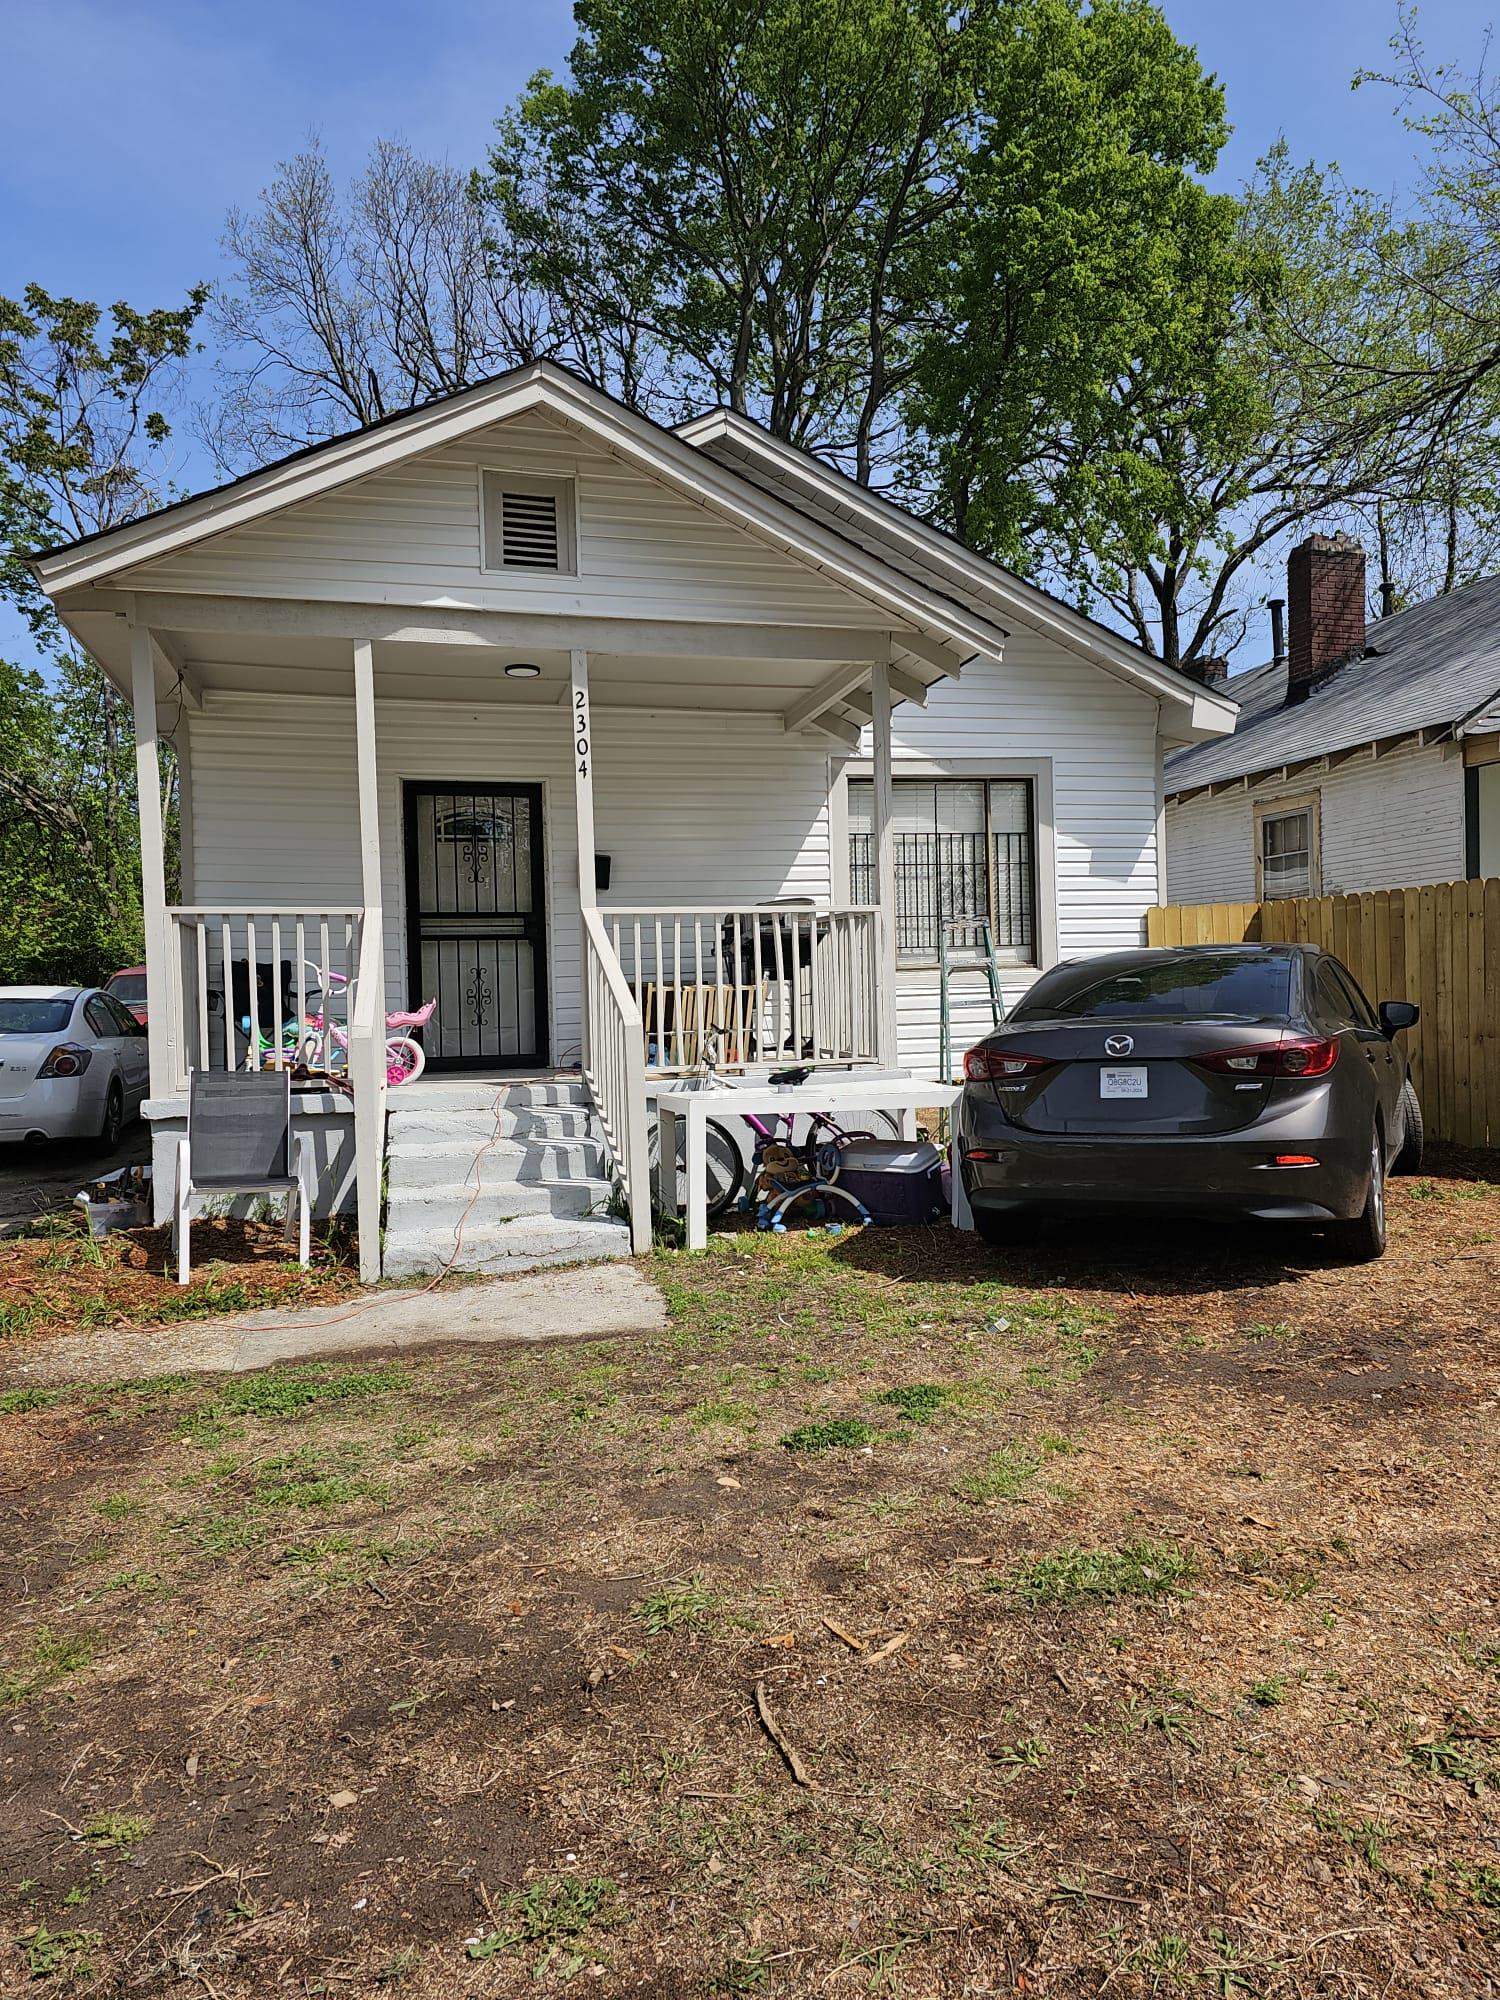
[{"x1": 62, "y1": 601, "x2": 930, "y2": 724}]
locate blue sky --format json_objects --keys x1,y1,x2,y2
[{"x1": 3, "y1": 0, "x2": 1496, "y2": 671}]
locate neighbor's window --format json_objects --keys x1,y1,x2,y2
[
  {"x1": 481, "y1": 472, "x2": 577, "y2": 575},
  {"x1": 1257, "y1": 801, "x2": 1317, "y2": 899},
  {"x1": 848, "y1": 778, "x2": 1036, "y2": 962}
]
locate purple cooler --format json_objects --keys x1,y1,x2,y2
[{"x1": 836, "y1": 1138, "x2": 947, "y2": 1225}]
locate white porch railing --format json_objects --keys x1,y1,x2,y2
[
  {"x1": 582, "y1": 908, "x2": 651, "y2": 1252},
  {"x1": 601, "y1": 904, "x2": 882, "y2": 1075},
  {"x1": 163, "y1": 906, "x2": 366, "y2": 1090}
]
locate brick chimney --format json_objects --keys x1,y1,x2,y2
[
  {"x1": 1286, "y1": 533, "x2": 1366, "y2": 703},
  {"x1": 1183, "y1": 654, "x2": 1229, "y2": 687}
]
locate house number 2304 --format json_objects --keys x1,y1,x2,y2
[{"x1": 574, "y1": 686, "x2": 590, "y2": 778}]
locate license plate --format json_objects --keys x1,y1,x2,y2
[{"x1": 1100, "y1": 1066, "x2": 1148, "y2": 1099}]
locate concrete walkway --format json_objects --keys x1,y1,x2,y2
[{"x1": 3, "y1": 1262, "x2": 667, "y2": 1386}]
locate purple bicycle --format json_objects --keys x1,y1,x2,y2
[{"x1": 647, "y1": 1049, "x2": 900, "y2": 1221}]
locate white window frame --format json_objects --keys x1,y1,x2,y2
[
  {"x1": 1254, "y1": 792, "x2": 1321, "y2": 900},
  {"x1": 834, "y1": 756, "x2": 1058, "y2": 973},
  {"x1": 480, "y1": 471, "x2": 578, "y2": 576}
]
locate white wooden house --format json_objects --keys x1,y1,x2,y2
[
  {"x1": 1166, "y1": 536, "x2": 1500, "y2": 903},
  {"x1": 31, "y1": 362, "x2": 1233, "y2": 1278}
]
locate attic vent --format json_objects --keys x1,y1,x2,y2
[{"x1": 482, "y1": 471, "x2": 576, "y2": 575}]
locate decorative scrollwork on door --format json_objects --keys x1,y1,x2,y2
[{"x1": 464, "y1": 966, "x2": 494, "y2": 1026}]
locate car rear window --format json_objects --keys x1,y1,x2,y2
[
  {"x1": 106, "y1": 973, "x2": 147, "y2": 1005},
  {"x1": 1011, "y1": 955, "x2": 1294, "y2": 1022},
  {"x1": 0, "y1": 999, "x2": 75, "y2": 1034}
]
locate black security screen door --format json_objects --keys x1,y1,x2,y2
[{"x1": 403, "y1": 784, "x2": 548, "y2": 1068}]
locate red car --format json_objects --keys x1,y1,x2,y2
[{"x1": 104, "y1": 966, "x2": 148, "y2": 1027}]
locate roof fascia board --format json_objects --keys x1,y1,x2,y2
[{"x1": 679, "y1": 406, "x2": 1236, "y2": 726}]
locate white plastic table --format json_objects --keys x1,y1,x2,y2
[{"x1": 655, "y1": 1075, "x2": 964, "y2": 1249}]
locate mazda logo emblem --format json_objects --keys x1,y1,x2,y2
[{"x1": 1104, "y1": 1034, "x2": 1134, "y2": 1057}]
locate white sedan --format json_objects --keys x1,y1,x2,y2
[{"x1": 0, "y1": 987, "x2": 151, "y2": 1148}]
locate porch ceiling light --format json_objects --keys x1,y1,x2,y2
[{"x1": 505, "y1": 661, "x2": 542, "y2": 679}]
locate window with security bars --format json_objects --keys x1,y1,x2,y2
[
  {"x1": 848, "y1": 778, "x2": 1037, "y2": 962},
  {"x1": 481, "y1": 472, "x2": 577, "y2": 574}
]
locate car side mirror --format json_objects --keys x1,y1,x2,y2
[{"x1": 1379, "y1": 1000, "x2": 1419, "y2": 1036}]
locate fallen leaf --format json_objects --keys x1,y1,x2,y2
[
  {"x1": 764, "y1": 1632, "x2": 796, "y2": 1649},
  {"x1": 184, "y1": 1753, "x2": 199, "y2": 1780},
  {"x1": 329, "y1": 1790, "x2": 358, "y2": 1809},
  {"x1": 715, "y1": 1475, "x2": 742, "y2": 1489},
  {"x1": 865, "y1": 1632, "x2": 910, "y2": 1664}
]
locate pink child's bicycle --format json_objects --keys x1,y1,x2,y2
[{"x1": 291, "y1": 961, "x2": 435, "y2": 1086}]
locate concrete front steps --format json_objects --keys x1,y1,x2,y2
[{"x1": 382, "y1": 1077, "x2": 631, "y2": 1278}]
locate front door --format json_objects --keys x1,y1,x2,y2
[{"x1": 403, "y1": 783, "x2": 548, "y2": 1068}]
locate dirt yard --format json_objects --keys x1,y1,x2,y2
[{"x1": 0, "y1": 1155, "x2": 1496, "y2": 1997}]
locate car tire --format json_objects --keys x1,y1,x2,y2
[
  {"x1": 98, "y1": 1081, "x2": 124, "y2": 1152},
  {"x1": 971, "y1": 1206, "x2": 1017, "y2": 1247},
  {"x1": 1329, "y1": 1127, "x2": 1387, "y2": 1263},
  {"x1": 1393, "y1": 1080, "x2": 1424, "y2": 1174}
]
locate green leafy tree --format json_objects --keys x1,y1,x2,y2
[
  {"x1": 479, "y1": 0, "x2": 983, "y2": 480},
  {"x1": 0, "y1": 283, "x2": 205, "y2": 979}
]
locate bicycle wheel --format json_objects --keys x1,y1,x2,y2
[
  {"x1": 385, "y1": 1035, "x2": 426, "y2": 1085},
  {"x1": 649, "y1": 1115, "x2": 745, "y2": 1219}
]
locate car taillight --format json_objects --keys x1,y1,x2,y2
[
  {"x1": 37, "y1": 1043, "x2": 92, "y2": 1079},
  {"x1": 963, "y1": 1047, "x2": 1051, "y2": 1081},
  {"x1": 1196, "y1": 1037, "x2": 1339, "y2": 1079}
]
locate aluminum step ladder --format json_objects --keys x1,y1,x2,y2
[{"x1": 938, "y1": 917, "x2": 1005, "y2": 1084}]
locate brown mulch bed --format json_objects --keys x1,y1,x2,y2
[
  {"x1": 0, "y1": 1149, "x2": 1496, "y2": 1996},
  {"x1": 0, "y1": 1218, "x2": 360, "y2": 1351}
]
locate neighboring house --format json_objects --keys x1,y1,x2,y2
[
  {"x1": 30, "y1": 361, "x2": 1233, "y2": 1277},
  {"x1": 1165, "y1": 534, "x2": 1500, "y2": 903}
]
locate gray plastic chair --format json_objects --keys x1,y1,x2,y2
[{"x1": 172, "y1": 1070, "x2": 313, "y2": 1284}]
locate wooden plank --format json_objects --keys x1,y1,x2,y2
[
  {"x1": 1430, "y1": 883, "x2": 1451, "y2": 1143},
  {"x1": 1466, "y1": 879, "x2": 1486, "y2": 1149},
  {"x1": 1485, "y1": 878, "x2": 1500, "y2": 1150},
  {"x1": 1452, "y1": 877, "x2": 1473, "y2": 1146}
]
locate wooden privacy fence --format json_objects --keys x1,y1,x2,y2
[{"x1": 1147, "y1": 879, "x2": 1500, "y2": 1152}]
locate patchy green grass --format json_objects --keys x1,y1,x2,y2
[
  {"x1": 779, "y1": 1418, "x2": 873, "y2": 1452},
  {"x1": 0, "y1": 1627, "x2": 97, "y2": 1711},
  {"x1": 634, "y1": 1578, "x2": 718, "y2": 1635},
  {"x1": 995, "y1": 1539, "x2": 1196, "y2": 1606},
  {"x1": 954, "y1": 1432, "x2": 1072, "y2": 1505},
  {"x1": 873, "y1": 1382, "x2": 951, "y2": 1425},
  {"x1": 179, "y1": 1363, "x2": 406, "y2": 1439},
  {"x1": 466, "y1": 1873, "x2": 618, "y2": 1976},
  {"x1": 0, "y1": 1384, "x2": 69, "y2": 1415},
  {"x1": 81, "y1": 1811, "x2": 151, "y2": 1857}
]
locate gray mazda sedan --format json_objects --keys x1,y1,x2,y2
[{"x1": 958, "y1": 945, "x2": 1421, "y2": 1261}]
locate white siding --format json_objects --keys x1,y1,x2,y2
[
  {"x1": 182, "y1": 635, "x2": 1166, "y2": 1084},
  {"x1": 122, "y1": 413, "x2": 886, "y2": 630},
  {"x1": 848, "y1": 638, "x2": 1164, "y2": 1075},
  {"x1": 184, "y1": 690, "x2": 833, "y2": 1064},
  {"x1": 1164, "y1": 742, "x2": 1466, "y2": 903}
]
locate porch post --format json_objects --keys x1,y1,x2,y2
[
  {"x1": 352, "y1": 640, "x2": 386, "y2": 1284},
  {"x1": 128, "y1": 617, "x2": 173, "y2": 1100},
  {"x1": 571, "y1": 648, "x2": 596, "y2": 1069},
  {"x1": 353, "y1": 641, "x2": 383, "y2": 920},
  {"x1": 870, "y1": 655, "x2": 900, "y2": 1068}
]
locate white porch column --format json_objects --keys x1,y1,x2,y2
[
  {"x1": 351, "y1": 641, "x2": 386, "y2": 1284},
  {"x1": 353, "y1": 641, "x2": 383, "y2": 921},
  {"x1": 870, "y1": 655, "x2": 900, "y2": 1068},
  {"x1": 571, "y1": 648, "x2": 596, "y2": 1070},
  {"x1": 129, "y1": 619, "x2": 173, "y2": 1099},
  {"x1": 571, "y1": 649, "x2": 596, "y2": 912}
]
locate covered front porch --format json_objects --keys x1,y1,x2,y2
[{"x1": 104, "y1": 606, "x2": 946, "y2": 1279}]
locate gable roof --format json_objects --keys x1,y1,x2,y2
[
  {"x1": 1165, "y1": 571, "x2": 1500, "y2": 798},
  {"x1": 31, "y1": 358, "x2": 1231, "y2": 735},
  {"x1": 678, "y1": 406, "x2": 1235, "y2": 733}
]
